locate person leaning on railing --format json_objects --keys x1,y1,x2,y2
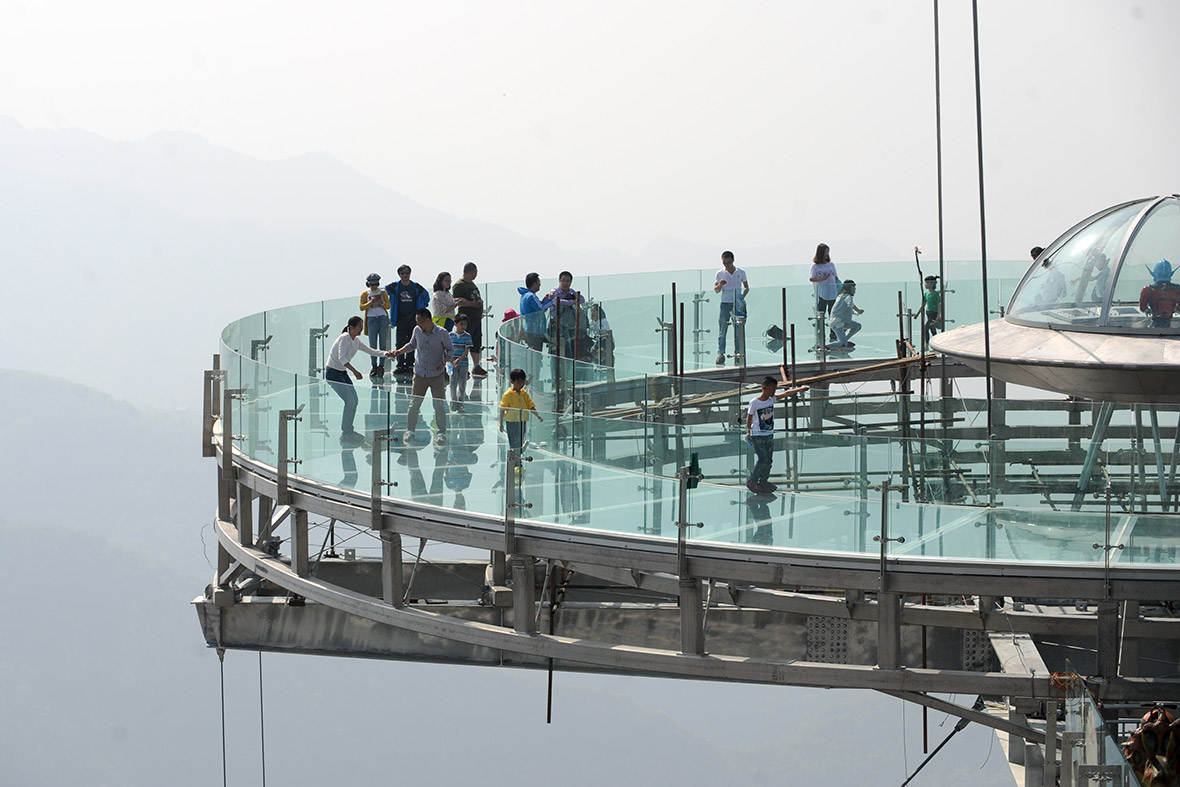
[{"x1": 548, "y1": 271, "x2": 585, "y2": 358}]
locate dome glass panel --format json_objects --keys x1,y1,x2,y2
[{"x1": 1007, "y1": 196, "x2": 1180, "y2": 332}]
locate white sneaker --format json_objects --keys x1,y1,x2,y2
[
  {"x1": 402, "y1": 430, "x2": 415, "y2": 445},
  {"x1": 434, "y1": 432, "x2": 447, "y2": 447}
]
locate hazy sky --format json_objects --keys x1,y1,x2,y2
[{"x1": 2, "y1": 0, "x2": 1177, "y2": 260}]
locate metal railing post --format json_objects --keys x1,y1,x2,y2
[
  {"x1": 277, "y1": 407, "x2": 304, "y2": 506},
  {"x1": 219, "y1": 387, "x2": 242, "y2": 524},
  {"x1": 675, "y1": 463, "x2": 705, "y2": 655},
  {"x1": 873, "y1": 479, "x2": 905, "y2": 670},
  {"x1": 203, "y1": 367, "x2": 222, "y2": 458}
]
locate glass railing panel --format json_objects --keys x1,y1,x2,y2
[{"x1": 1061, "y1": 673, "x2": 1137, "y2": 786}]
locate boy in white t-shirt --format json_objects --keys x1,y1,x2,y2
[
  {"x1": 714, "y1": 250, "x2": 749, "y2": 365},
  {"x1": 746, "y1": 376, "x2": 778, "y2": 494}
]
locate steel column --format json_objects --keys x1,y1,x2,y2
[
  {"x1": 1043, "y1": 700, "x2": 1058, "y2": 787},
  {"x1": 381, "y1": 531, "x2": 404, "y2": 607},
  {"x1": 1096, "y1": 600, "x2": 1119, "y2": 679},
  {"x1": 237, "y1": 482, "x2": 253, "y2": 547},
  {"x1": 512, "y1": 558, "x2": 537, "y2": 634},
  {"x1": 291, "y1": 509, "x2": 309, "y2": 578}
]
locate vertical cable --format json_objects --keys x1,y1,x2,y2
[
  {"x1": 933, "y1": 0, "x2": 947, "y2": 397},
  {"x1": 218, "y1": 648, "x2": 227, "y2": 787},
  {"x1": 259, "y1": 651, "x2": 267, "y2": 786},
  {"x1": 971, "y1": 0, "x2": 994, "y2": 435}
]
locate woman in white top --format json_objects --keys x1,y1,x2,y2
[
  {"x1": 325, "y1": 316, "x2": 393, "y2": 444},
  {"x1": 431, "y1": 271, "x2": 456, "y2": 331},
  {"x1": 361, "y1": 273, "x2": 391, "y2": 379},
  {"x1": 809, "y1": 242, "x2": 839, "y2": 345},
  {"x1": 809, "y1": 243, "x2": 839, "y2": 315}
]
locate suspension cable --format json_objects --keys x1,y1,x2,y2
[
  {"x1": 218, "y1": 648, "x2": 227, "y2": 787},
  {"x1": 901, "y1": 714, "x2": 971, "y2": 786},
  {"x1": 259, "y1": 651, "x2": 267, "y2": 787}
]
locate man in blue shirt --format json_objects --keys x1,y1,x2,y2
[{"x1": 386, "y1": 264, "x2": 430, "y2": 374}]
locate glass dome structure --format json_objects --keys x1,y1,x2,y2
[{"x1": 1007, "y1": 195, "x2": 1180, "y2": 332}]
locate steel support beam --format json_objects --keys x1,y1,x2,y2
[
  {"x1": 883, "y1": 691, "x2": 1048, "y2": 746},
  {"x1": 207, "y1": 518, "x2": 1070, "y2": 697}
]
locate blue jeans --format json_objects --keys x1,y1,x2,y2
[
  {"x1": 367, "y1": 314, "x2": 390, "y2": 369},
  {"x1": 506, "y1": 420, "x2": 526, "y2": 451},
  {"x1": 748, "y1": 434, "x2": 773, "y2": 485},
  {"x1": 325, "y1": 368, "x2": 358, "y2": 435},
  {"x1": 830, "y1": 319, "x2": 861, "y2": 345},
  {"x1": 718, "y1": 302, "x2": 744, "y2": 357}
]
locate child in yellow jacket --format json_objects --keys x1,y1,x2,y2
[{"x1": 499, "y1": 368, "x2": 543, "y2": 452}]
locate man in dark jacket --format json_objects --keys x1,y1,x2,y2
[{"x1": 386, "y1": 265, "x2": 430, "y2": 374}]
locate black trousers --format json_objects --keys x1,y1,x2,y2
[{"x1": 395, "y1": 313, "x2": 416, "y2": 369}]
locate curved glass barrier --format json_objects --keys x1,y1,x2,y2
[{"x1": 219, "y1": 262, "x2": 1180, "y2": 568}]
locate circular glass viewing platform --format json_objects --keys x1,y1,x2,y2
[{"x1": 216, "y1": 262, "x2": 1180, "y2": 574}]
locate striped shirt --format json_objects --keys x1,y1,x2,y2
[{"x1": 450, "y1": 330, "x2": 472, "y2": 368}]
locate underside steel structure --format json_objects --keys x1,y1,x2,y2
[{"x1": 197, "y1": 275, "x2": 1180, "y2": 785}]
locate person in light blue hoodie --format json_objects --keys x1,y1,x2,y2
[{"x1": 518, "y1": 272, "x2": 554, "y2": 352}]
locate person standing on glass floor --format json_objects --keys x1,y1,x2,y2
[
  {"x1": 746, "y1": 376, "x2": 778, "y2": 494},
  {"x1": 714, "y1": 250, "x2": 748, "y2": 365}
]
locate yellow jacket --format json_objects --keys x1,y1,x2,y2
[
  {"x1": 499, "y1": 388, "x2": 536, "y2": 422},
  {"x1": 360, "y1": 289, "x2": 391, "y2": 332}
]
